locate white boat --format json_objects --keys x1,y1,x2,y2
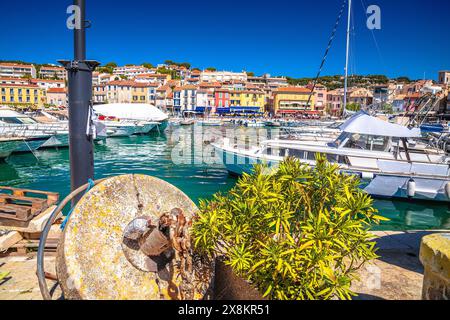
[
  {"x1": 93, "y1": 103, "x2": 169, "y2": 132},
  {"x1": 245, "y1": 120, "x2": 265, "y2": 127},
  {"x1": 0, "y1": 108, "x2": 71, "y2": 152},
  {"x1": 213, "y1": 112, "x2": 450, "y2": 202},
  {"x1": 197, "y1": 119, "x2": 222, "y2": 127}
]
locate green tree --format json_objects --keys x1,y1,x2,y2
[
  {"x1": 206, "y1": 67, "x2": 217, "y2": 72},
  {"x1": 382, "y1": 103, "x2": 394, "y2": 114},
  {"x1": 192, "y1": 156, "x2": 385, "y2": 300},
  {"x1": 142, "y1": 62, "x2": 154, "y2": 69},
  {"x1": 346, "y1": 103, "x2": 361, "y2": 112},
  {"x1": 246, "y1": 71, "x2": 255, "y2": 77}
]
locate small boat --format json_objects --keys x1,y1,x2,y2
[
  {"x1": 197, "y1": 119, "x2": 222, "y2": 127},
  {"x1": 245, "y1": 120, "x2": 265, "y2": 127},
  {"x1": 264, "y1": 120, "x2": 281, "y2": 127},
  {"x1": 213, "y1": 112, "x2": 450, "y2": 202},
  {"x1": 180, "y1": 119, "x2": 195, "y2": 126}
]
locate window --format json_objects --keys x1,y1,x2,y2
[{"x1": 306, "y1": 152, "x2": 316, "y2": 161}]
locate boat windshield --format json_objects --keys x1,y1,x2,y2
[
  {"x1": 0, "y1": 116, "x2": 37, "y2": 124},
  {"x1": 344, "y1": 133, "x2": 391, "y2": 152}
]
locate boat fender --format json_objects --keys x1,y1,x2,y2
[
  {"x1": 407, "y1": 179, "x2": 416, "y2": 198},
  {"x1": 361, "y1": 172, "x2": 374, "y2": 180},
  {"x1": 445, "y1": 182, "x2": 450, "y2": 199}
]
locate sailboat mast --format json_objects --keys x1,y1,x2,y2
[{"x1": 343, "y1": 0, "x2": 352, "y2": 114}]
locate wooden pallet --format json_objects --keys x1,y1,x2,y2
[
  {"x1": 0, "y1": 187, "x2": 59, "y2": 227},
  {"x1": 2, "y1": 238, "x2": 59, "y2": 256},
  {"x1": 0, "y1": 186, "x2": 59, "y2": 207}
]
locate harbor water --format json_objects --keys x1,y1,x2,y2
[{"x1": 0, "y1": 125, "x2": 449, "y2": 231}]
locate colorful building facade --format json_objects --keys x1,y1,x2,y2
[
  {"x1": 0, "y1": 83, "x2": 45, "y2": 109},
  {"x1": 273, "y1": 87, "x2": 316, "y2": 116}
]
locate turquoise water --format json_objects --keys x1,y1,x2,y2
[{"x1": 1, "y1": 125, "x2": 449, "y2": 231}]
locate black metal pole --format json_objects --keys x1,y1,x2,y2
[{"x1": 60, "y1": 0, "x2": 99, "y2": 204}]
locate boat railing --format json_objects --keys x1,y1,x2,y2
[{"x1": 259, "y1": 140, "x2": 450, "y2": 166}]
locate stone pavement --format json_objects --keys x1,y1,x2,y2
[
  {"x1": 0, "y1": 230, "x2": 448, "y2": 300},
  {"x1": 0, "y1": 254, "x2": 60, "y2": 300},
  {"x1": 352, "y1": 230, "x2": 449, "y2": 300}
]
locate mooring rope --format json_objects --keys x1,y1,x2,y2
[
  {"x1": 306, "y1": 0, "x2": 348, "y2": 108},
  {"x1": 60, "y1": 178, "x2": 96, "y2": 230}
]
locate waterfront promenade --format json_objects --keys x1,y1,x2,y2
[{"x1": 1, "y1": 230, "x2": 445, "y2": 300}]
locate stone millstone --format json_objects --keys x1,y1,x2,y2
[{"x1": 56, "y1": 174, "x2": 214, "y2": 300}]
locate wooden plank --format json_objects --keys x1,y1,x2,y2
[
  {"x1": 0, "y1": 204, "x2": 32, "y2": 221},
  {"x1": 0, "y1": 194, "x2": 48, "y2": 214},
  {"x1": 0, "y1": 231, "x2": 23, "y2": 252}
]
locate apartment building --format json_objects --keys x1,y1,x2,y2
[
  {"x1": 93, "y1": 72, "x2": 115, "y2": 85},
  {"x1": 247, "y1": 74, "x2": 288, "y2": 91},
  {"x1": 106, "y1": 80, "x2": 135, "y2": 103},
  {"x1": 173, "y1": 85, "x2": 197, "y2": 112},
  {"x1": 0, "y1": 63, "x2": 36, "y2": 78},
  {"x1": 372, "y1": 84, "x2": 396, "y2": 106},
  {"x1": 93, "y1": 84, "x2": 107, "y2": 104},
  {"x1": 113, "y1": 65, "x2": 152, "y2": 78},
  {"x1": 39, "y1": 66, "x2": 67, "y2": 80},
  {"x1": 439, "y1": 71, "x2": 450, "y2": 86},
  {"x1": 0, "y1": 83, "x2": 45, "y2": 108},
  {"x1": 326, "y1": 89, "x2": 344, "y2": 115},
  {"x1": 0, "y1": 77, "x2": 30, "y2": 85},
  {"x1": 229, "y1": 90, "x2": 266, "y2": 112},
  {"x1": 195, "y1": 89, "x2": 210, "y2": 113},
  {"x1": 273, "y1": 87, "x2": 316, "y2": 116},
  {"x1": 30, "y1": 79, "x2": 65, "y2": 90},
  {"x1": 46, "y1": 88, "x2": 67, "y2": 107},
  {"x1": 134, "y1": 73, "x2": 171, "y2": 85},
  {"x1": 131, "y1": 82, "x2": 149, "y2": 103},
  {"x1": 155, "y1": 85, "x2": 172, "y2": 111},
  {"x1": 200, "y1": 70, "x2": 247, "y2": 83},
  {"x1": 347, "y1": 88, "x2": 373, "y2": 108},
  {"x1": 305, "y1": 84, "x2": 327, "y2": 114},
  {"x1": 214, "y1": 89, "x2": 230, "y2": 109}
]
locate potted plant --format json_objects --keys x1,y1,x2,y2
[{"x1": 192, "y1": 155, "x2": 386, "y2": 300}]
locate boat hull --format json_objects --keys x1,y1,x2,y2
[{"x1": 214, "y1": 146, "x2": 450, "y2": 203}]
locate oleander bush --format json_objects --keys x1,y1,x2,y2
[{"x1": 192, "y1": 155, "x2": 386, "y2": 300}]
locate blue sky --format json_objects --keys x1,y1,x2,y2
[{"x1": 0, "y1": 0, "x2": 449, "y2": 80}]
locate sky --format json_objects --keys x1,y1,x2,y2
[{"x1": 0, "y1": 0, "x2": 449, "y2": 80}]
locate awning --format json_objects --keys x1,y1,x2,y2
[
  {"x1": 340, "y1": 111, "x2": 421, "y2": 138},
  {"x1": 216, "y1": 108, "x2": 231, "y2": 114},
  {"x1": 217, "y1": 106, "x2": 261, "y2": 114},
  {"x1": 230, "y1": 106, "x2": 260, "y2": 113}
]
